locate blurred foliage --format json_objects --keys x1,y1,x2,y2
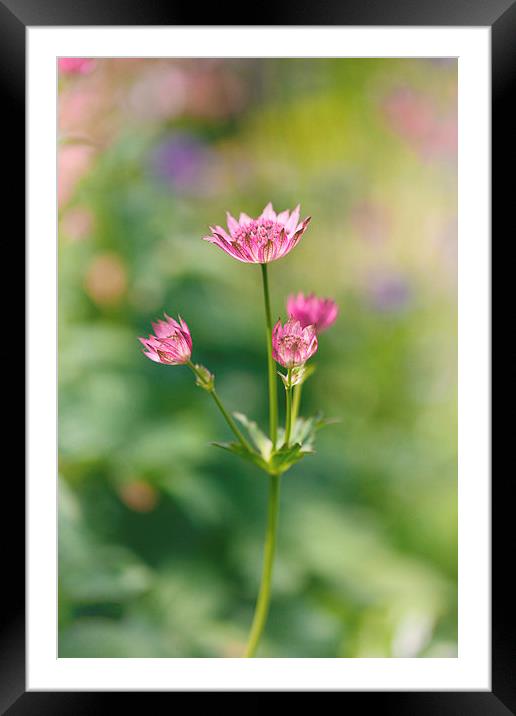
[{"x1": 58, "y1": 58, "x2": 457, "y2": 657}]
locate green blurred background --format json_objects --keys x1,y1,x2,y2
[{"x1": 58, "y1": 58, "x2": 457, "y2": 658}]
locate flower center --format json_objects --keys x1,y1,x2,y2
[
  {"x1": 280, "y1": 336, "x2": 303, "y2": 352},
  {"x1": 233, "y1": 219, "x2": 284, "y2": 247}
]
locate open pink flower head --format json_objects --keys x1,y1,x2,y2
[
  {"x1": 287, "y1": 292, "x2": 338, "y2": 333},
  {"x1": 272, "y1": 318, "x2": 318, "y2": 369},
  {"x1": 203, "y1": 203, "x2": 311, "y2": 263},
  {"x1": 139, "y1": 313, "x2": 192, "y2": 365}
]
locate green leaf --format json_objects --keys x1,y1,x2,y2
[
  {"x1": 213, "y1": 412, "x2": 338, "y2": 476},
  {"x1": 291, "y1": 412, "x2": 340, "y2": 450},
  {"x1": 292, "y1": 363, "x2": 316, "y2": 387},
  {"x1": 269, "y1": 442, "x2": 313, "y2": 475},
  {"x1": 233, "y1": 412, "x2": 273, "y2": 461},
  {"x1": 212, "y1": 439, "x2": 309, "y2": 476},
  {"x1": 278, "y1": 370, "x2": 290, "y2": 389},
  {"x1": 211, "y1": 441, "x2": 270, "y2": 472},
  {"x1": 277, "y1": 364, "x2": 316, "y2": 389}
]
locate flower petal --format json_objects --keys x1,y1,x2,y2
[
  {"x1": 285, "y1": 204, "x2": 300, "y2": 234},
  {"x1": 260, "y1": 202, "x2": 276, "y2": 221},
  {"x1": 226, "y1": 211, "x2": 240, "y2": 236}
]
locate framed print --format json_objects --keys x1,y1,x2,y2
[{"x1": 4, "y1": 0, "x2": 509, "y2": 710}]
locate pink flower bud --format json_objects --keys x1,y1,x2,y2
[
  {"x1": 287, "y1": 292, "x2": 338, "y2": 333},
  {"x1": 203, "y1": 202, "x2": 311, "y2": 264},
  {"x1": 272, "y1": 318, "x2": 318, "y2": 369},
  {"x1": 138, "y1": 313, "x2": 192, "y2": 365}
]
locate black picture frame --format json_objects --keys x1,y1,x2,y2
[{"x1": 6, "y1": 0, "x2": 506, "y2": 711}]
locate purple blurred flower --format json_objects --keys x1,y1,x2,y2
[
  {"x1": 149, "y1": 133, "x2": 214, "y2": 195},
  {"x1": 366, "y1": 273, "x2": 411, "y2": 313}
]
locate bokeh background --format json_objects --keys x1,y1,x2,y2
[{"x1": 58, "y1": 58, "x2": 457, "y2": 658}]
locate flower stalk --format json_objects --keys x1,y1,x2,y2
[
  {"x1": 187, "y1": 360, "x2": 253, "y2": 453},
  {"x1": 291, "y1": 383, "x2": 302, "y2": 427},
  {"x1": 284, "y1": 368, "x2": 293, "y2": 447},
  {"x1": 261, "y1": 263, "x2": 278, "y2": 450},
  {"x1": 244, "y1": 473, "x2": 281, "y2": 658}
]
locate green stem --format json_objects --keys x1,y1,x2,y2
[
  {"x1": 291, "y1": 382, "x2": 303, "y2": 426},
  {"x1": 210, "y1": 389, "x2": 253, "y2": 453},
  {"x1": 260, "y1": 264, "x2": 278, "y2": 450},
  {"x1": 244, "y1": 473, "x2": 281, "y2": 657},
  {"x1": 284, "y1": 369, "x2": 293, "y2": 447},
  {"x1": 187, "y1": 361, "x2": 252, "y2": 453}
]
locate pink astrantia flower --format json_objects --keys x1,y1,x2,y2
[
  {"x1": 139, "y1": 314, "x2": 192, "y2": 365},
  {"x1": 287, "y1": 292, "x2": 338, "y2": 333},
  {"x1": 272, "y1": 318, "x2": 318, "y2": 369},
  {"x1": 58, "y1": 58, "x2": 96, "y2": 75},
  {"x1": 203, "y1": 203, "x2": 311, "y2": 263}
]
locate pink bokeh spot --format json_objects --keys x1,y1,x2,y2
[
  {"x1": 58, "y1": 144, "x2": 95, "y2": 207},
  {"x1": 58, "y1": 58, "x2": 96, "y2": 76}
]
